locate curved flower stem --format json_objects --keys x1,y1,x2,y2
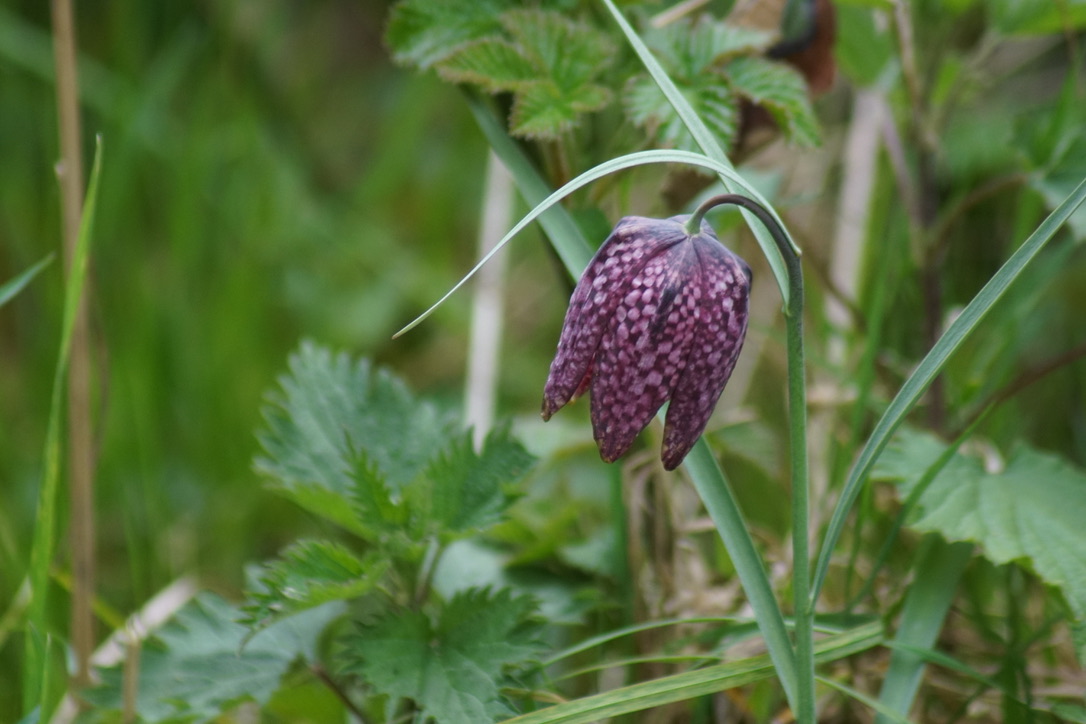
[{"x1": 688, "y1": 194, "x2": 814, "y2": 723}]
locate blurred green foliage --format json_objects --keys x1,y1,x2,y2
[{"x1": 3, "y1": 0, "x2": 1086, "y2": 720}]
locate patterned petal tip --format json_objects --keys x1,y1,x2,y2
[{"x1": 541, "y1": 213, "x2": 751, "y2": 470}]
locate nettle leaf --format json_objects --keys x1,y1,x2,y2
[
  {"x1": 255, "y1": 341, "x2": 456, "y2": 533},
  {"x1": 625, "y1": 74, "x2": 737, "y2": 153},
  {"x1": 343, "y1": 588, "x2": 543, "y2": 724},
  {"x1": 623, "y1": 18, "x2": 763, "y2": 152},
  {"x1": 242, "y1": 540, "x2": 385, "y2": 633},
  {"x1": 724, "y1": 55, "x2": 821, "y2": 147},
  {"x1": 87, "y1": 594, "x2": 343, "y2": 722},
  {"x1": 435, "y1": 38, "x2": 538, "y2": 92},
  {"x1": 875, "y1": 428, "x2": 1086, "y2": 620},
  {"x1": 438, "y1": 8, "x2": 615, "y2": 140},
  {"x1": 408, "y1": 428, "x2": 534, "y2": 539},
  {"x1": 385, "y1": 0, "x2": 514, "y2": 69}
]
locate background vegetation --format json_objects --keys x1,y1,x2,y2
[{"x1": 2, "y1": 0, "x2": 1085, "y2": 721}]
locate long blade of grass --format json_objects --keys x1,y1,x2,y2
[
  {"x1": 811, "y1": 174, "x2": 1086, "y2": 605},
  {"x1": 598, "y1": 0, "x2": 795, "y2": 300},
  {"x1": 816, "y1": 675, "x2": 913, "y2": 724},
  {"x1": 23, "y1": 136, "x2": 102, "y2": 716},
  {"x1": 875, "y1": 537, "x2": 973, "y2": 723},
  {"x1": 500, "y1": 621, "x2": 881, "y2": 724},
  {"x1": 0, "y1": 255, "x2": 55, "y2": 308},
  {"x1": 393, "y1": 148, "x2": 796, "y2": 339}
]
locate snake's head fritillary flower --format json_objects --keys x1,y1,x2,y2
[{"x1": 542, "y1": 213, "x2": 751, "y2": 470}]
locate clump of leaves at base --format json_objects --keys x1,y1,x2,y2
[{"x1": 89, "y1": 343, "x2": 542, "y2": 723}]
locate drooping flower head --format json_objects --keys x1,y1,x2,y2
[{"x1": 542, "y1": 212, "x2": 751, "y2": 470}]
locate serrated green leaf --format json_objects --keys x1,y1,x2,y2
[
  {"x1": 242, "y1": 540, "x2": 384, "y2": 633},
  {"x1": 499, "y1": 9, "x2": 613, "y2": 92},
  {"x1": 344, "y1": 588, "x2": 542, "y2": 724},
  {"x1": 87, "y1": 594, "x2": 343, "y2": 722},
  {"x1": 875, "y1": 428, "x2": 1086, "y2": 619},
  {"x1": 625, "y1": 74, "x2": 737, "y2": 153},
  {"x1": 437, "y1": 38, "x2": 538, "y2": 91},
  {"x1": 724, "y1": 55, "x2": 821, "y2": 146},
  {"x1": 438, "y1": 8, "x2": 614, "y2": 140},
  {"x1": 510, "y1": 80, "x2": 612, "y2": 139},
  {"x1": 255, "y1": 341, "x2": 456, "y2": 531},
  {"x1": 348, "y1": 447, "x2": 409, "y2": 535},
  {"x1": 385, "y1": 0, "x2": 514, "y2": 69},
  {"x1": 409, "y1": 429, "x2": 534, "y2": 538},
  {"x1": 623, "y1": 18, "x2": 758, "y2": 153}
]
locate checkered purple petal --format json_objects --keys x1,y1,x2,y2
[
  {"x1": 541, "y1": 216, "x2": 687, "y2": 419},
  {"x1": 661, "y1": 235, "x2": 751, "y2": 470}
]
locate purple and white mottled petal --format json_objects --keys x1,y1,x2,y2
[
  {"x1": 542, "y1": 217, "x2": 687, "y2": 418},
  {"x1": 661, "y1": 237, "x2": 751, "y2": 470},
  {"x1": 591, "y1": 242, "x2": 701, "y2": 462}
]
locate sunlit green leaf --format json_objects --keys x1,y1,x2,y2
[{"x1": 343, "y1": 588, "x2": 543, "y2": 724}]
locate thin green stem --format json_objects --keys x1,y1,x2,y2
[{"x1": 688, "y1": 194, "x2": 813, "y2": 722}]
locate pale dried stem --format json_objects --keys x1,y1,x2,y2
[
  {"x1": 50, "y1": 0, "x2": 96, "y2": 694},
  {"x1": 464, "y1": 152, "x2": 513, "y2": 447}
]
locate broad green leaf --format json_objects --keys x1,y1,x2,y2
[
  {"x1": 409, "y1": 429, "x2": 534, "y2": 538},
  {"x1": 0, "y1": 255, "x2": 53, "y2": 309},
  {"x1": 624, "y1": 76, "x2": 737, "y2": 154},
  {"x1": 509, "y1": 80, "x2": 611, "y2": 139},
  {"x1": 439, "y1": 9, "x2": 614, "y2": 140},
  {"x1": 385, "y1": 0, "x2": 513, "y2": 69},
  {"x1": 87, "y1": 594, "x2": 344, "y2": 722},
  {"x1": 875, "y1": 428, "x2": 1086, "y2": 619},
  {"x1": 344, "y1": 588, "x2": 543, "y2": 724},
  {"x1": 255, "y1": 341, "x2": 456, "y2": 530},
  {"x1": 499, "y1": 9, "x2": 613, "y2": 92},
  {"x1": 242, "y1": 540, "x2": 385, "y2": 633},
  {"x1": 623, "y1": 18, "x2": 766, "y2": 152},
  {"x1": 437, "y1": 38, "x2": 538, "y2": 92},
  {"x1": 724, "y1": 55, "x2": 821, "y2": 147}
]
